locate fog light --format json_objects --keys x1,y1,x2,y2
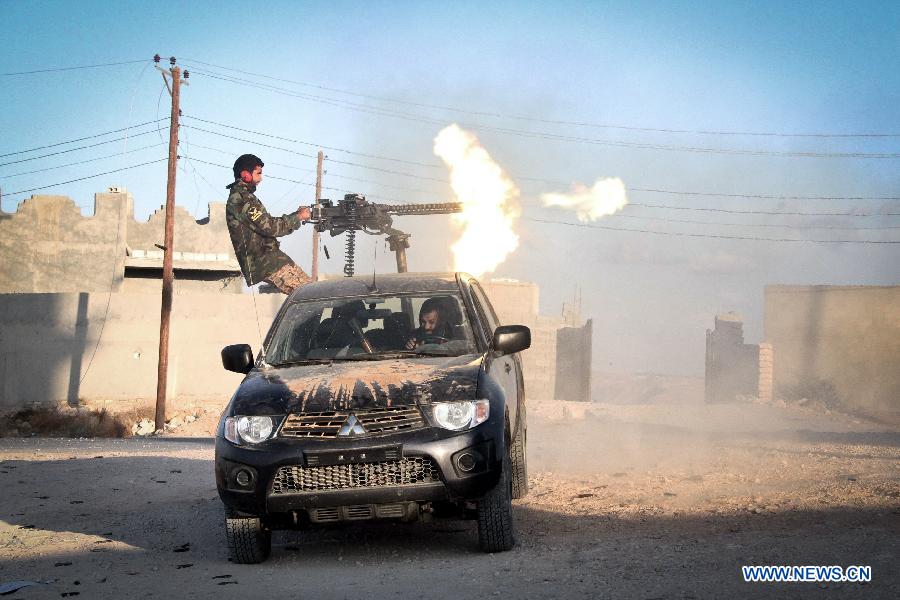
[
  {"x1": 457, "y1": 452, "x2": 477, "y2": 472},
  {"x1": 234, "y1": 468, "x2": 253, "y2": 487}
]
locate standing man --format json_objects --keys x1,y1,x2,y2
[{"x1": 226, "y1": 154, "x2": 312, "y2": 294}]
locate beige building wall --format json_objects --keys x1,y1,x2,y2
[
  {"x1": 764, "y1": 285, "x2": 900, "y2": 416},
  {"x1": 481, "y1": 280, "x2": 574, "y2": 401},
  {"x1": 0, "y1": 292, "x2": 284, "y2": 410}
]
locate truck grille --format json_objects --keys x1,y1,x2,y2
[
  {"x1": 280, "y1": 406, "x2": 425, "y2": 438},
  {"x1": 271, "y1": 458, "x2": 440, "y2": 493}
]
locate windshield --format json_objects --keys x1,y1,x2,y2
[{"x1": 265, "y1": 293, "x2": 478, "y2": 365}]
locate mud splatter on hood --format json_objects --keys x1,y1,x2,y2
[{"x1": 230, "y1": 354, "x2": 483, "y2": 415}]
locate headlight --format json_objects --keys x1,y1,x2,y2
[
  {"x1": 430, "y1": 400, "x2": 490, "y2": 431},
  {"x1": 224, "y1": 416, "x2": 275, "y2": 444}
]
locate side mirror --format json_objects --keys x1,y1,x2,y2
[
  {"x1": 492, "y1": 325, "x2": 531, "y2": 355},
  {"x1": 222, "y1": 344, "x2": 254, "y2": 374}
]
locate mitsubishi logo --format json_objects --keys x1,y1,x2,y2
[{"x1": 337, "y1": 414, "x2": 367, "y2": 436}]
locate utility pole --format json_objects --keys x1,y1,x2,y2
[
  {"x1": 311, "y1": 150, "x2": 324, "y2": 280},
  {"x1": 154, "y1": 55, "x2": 187, "y2": 433}
]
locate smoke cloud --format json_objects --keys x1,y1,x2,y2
[
  {"x1": 433, "y1": 124, "x2": 520, "y2": 277},
  {"x1": 541, "y1": 177, "x2": 629, "y2": 221}
]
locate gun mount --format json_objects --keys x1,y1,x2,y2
[{"x1": 308, "y1": 194, "x2": 462, "y2": 276}]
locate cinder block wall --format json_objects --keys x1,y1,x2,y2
[
  {"x1": 764, "y1": 285, "x2": 900, "y2": 416},
  {"x1": 521, "y1": 318, "x2": 560, "y2": 401}
]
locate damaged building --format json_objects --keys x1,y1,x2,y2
[{"x1": 705, "y1": 286, "x2": 900, "y2": 420}]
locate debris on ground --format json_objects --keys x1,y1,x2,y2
[{"x1": 0, "y1": 406, "x2": 129, "y2": 438}]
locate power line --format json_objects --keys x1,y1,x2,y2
[
  {"x1": 181, "y1": 158, "x2": 900, "y2": 244},
  {"x1": 186, "y1": 156, "x2": 340, "y2": 198},
  {"x1": 626, "y1": 186, "x2": 900, "y2": 202},
  {"x1": 626, "y1": 202, "x2": 900, "y2": 217},
  {"x1": 0, "y1": 59, "x2": 148, "y2": 76},
  {"x1": 181, "y1": 125, "x2": 318, "y2": 159},
  {"x1": 0, "y1": 118, "x2": 167, "y2": 158},
  {"x1": 189, "y1": 69, "x2": 900, "y2": 158},
  {"x1": 181, "y1": 141, "x2": 899, "y2": 218},
  {"x1": 311, "y1": 169, "x2": 900, "y2": 219},
  {"x1": 523, "y1": 217, "x2": 900, "y2": 244},
  {"x1": 2, "y1": 143, "x2": 165, "y2": 178},
  {"x1": 182, "y1": 116, "x2": 900, "y2": 203},
  {"x1": 326, "y1": 157, "x2": 448, "y2": 182},
  {"x1": 185, "y1": 132, "x2": 900, "y2": 217},
  {"x1": 611, "y1": 211, "x2": 900, "y2": 231},
  {"x1": 3, "y1": 158, "x2": 168, "y2": 197},
  {"x1": 517, "y1": 175, "x2": 900, "y2": 201},
  {"x1": 325, "y1": 170, "x2": 440, "y2": 197},
  {"x1": 183, "y1": 115, "x2": 442, "y2": 168},
  {"x1": 178, "y1": 140, "x2": 314, "y2": 173},
  {"x1": 184, "y1": 124, "x2": 448, "y2": 182},
  {"x1": 181, "y1": 58, "x2": 900, "y2": 139},
  {"x1": 0, "y1": 129, "x2": 159, "y2": 168}
]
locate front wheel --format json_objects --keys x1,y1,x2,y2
[
  {"x1": 225, "y1": 514, "x2": 271, "y2": 564},
  {"x1": 476, "y1": 453, "x2": 516, "y2": 552}
]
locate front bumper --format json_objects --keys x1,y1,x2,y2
[{"x1": 215, "y1": 425, "x2": 502, "y2": 516}]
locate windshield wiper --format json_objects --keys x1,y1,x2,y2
[
  {"x1": 343, "y1": 349, "x2": 463, "y2": 360},
  {"x1": 336, "y1": 352, "x2": 410, "y2": 360},
  {"x1": 270, "y1": 358, "x2": 334, "y2": 367}
]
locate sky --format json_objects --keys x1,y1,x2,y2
[{"x1": 2, "y1": 0, "x2": 899, "y2": 375}]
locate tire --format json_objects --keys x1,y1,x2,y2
[
  {"x1": 477, "y1": 452, "x2": 516, "y2": 552},
  {"x1": 225, "y1": 514, "x2": 271, "y2": 564},
  {"x1": 510, "y1": 414, "x2": 528, "y2": 499}
]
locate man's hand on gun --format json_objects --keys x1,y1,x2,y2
[{"x1": 297, "y1": 206, "x2": 312, "y2": 221}]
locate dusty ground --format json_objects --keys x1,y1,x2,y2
[{"x1": 0, "y1": 399, "x2": 897, "y2": 599}]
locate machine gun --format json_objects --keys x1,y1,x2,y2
[{"x1": 308, "y1": 193, "x2": 462, "y2": 276}]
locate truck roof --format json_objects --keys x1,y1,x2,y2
[{"x1": 288, "y1": 272, "x2": 473, "y2": 301}]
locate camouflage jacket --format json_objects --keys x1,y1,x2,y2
[{"x1": 225, "y1": 180, "x2": 303, "y2": 285}]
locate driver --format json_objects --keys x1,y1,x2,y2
[{"x1": 405, "y1": 298, "x2": 454, "y2": 349}]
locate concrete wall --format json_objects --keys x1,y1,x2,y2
[
  {"x1": 0, "y1": 194, "x2": 128, "y2": 293},
  {"x1": 555, "y1": 319, "x2": 593, "y2": 402},
  {"x1": 480, "y1": 279, "x2": 539, "y2": 327},
  {"x1": 764, "y1": 285, "x2": 900, "y2": 416},
  {"x1": 127, "y1": 201, "x2": 233, "y2": 255},
  {"x1": 0, "y1": 192, "x2": 239, "y2": 294},
  {"x1": 0, "y1": 292, "x2": 284, "y2": 410},
  {"x1": 0, "y1": 285, "x2": 580, "y2": 409}
]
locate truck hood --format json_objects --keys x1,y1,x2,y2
[{"x1": 231, "y1": 354, "x2": 483, "y2": 415}]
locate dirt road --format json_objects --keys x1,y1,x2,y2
[{"x1": 1, "y1": 401, "x2": 897, "y2": 599}]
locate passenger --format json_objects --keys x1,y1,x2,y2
[{"x1": 405, "y1": 298, "x2": 455, "y2": 349}]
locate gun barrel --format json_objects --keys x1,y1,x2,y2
[{"x1": 383, "y1": 202, "x2": 463, "y2": 216}]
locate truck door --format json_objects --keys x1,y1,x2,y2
[{"x1": 469, "y1": 281, "x2": 519, "y2": 435}]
